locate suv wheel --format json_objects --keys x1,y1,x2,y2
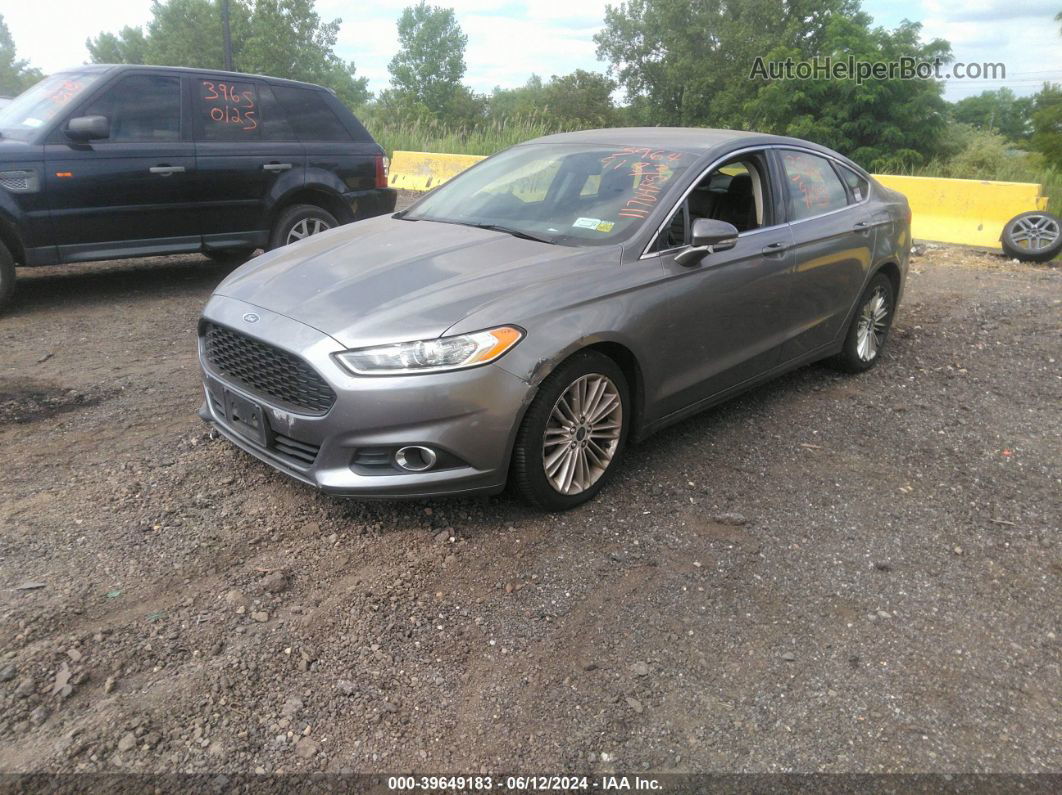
[
  {"x1": 0, "y1": 241, "x2": 15, "y2": 312},
  {"x1": 511, "y1": 351, "x2": 630, "y2": 510},
  {"x1": 270, "y1": 204, "x2": 338, "y2": 250}
]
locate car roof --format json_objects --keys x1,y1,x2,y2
[
  {"x1": 60, "y1": 63, "x2": 331, "y2": 92},
  {"x1": 526, "y1": 127, "x2": 861, "y2": 168}
]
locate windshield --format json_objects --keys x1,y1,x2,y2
[
  {"x1": 403, "y1": 143, "x2": 699, "y2": 246},
  {"x1": 0, "y1": 72, "x2": 103, "y2": 141}
]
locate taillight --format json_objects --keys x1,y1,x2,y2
[{"x1": 375, "y1": 155, "x2": 389, "y2": 189}]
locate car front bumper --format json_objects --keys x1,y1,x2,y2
[{"x1": 198, "y1": 295, "x2": 533, "y2": 499}]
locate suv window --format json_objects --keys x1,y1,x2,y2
[
  {"x1": 271, "y1": 85, "x2": 351, "y2": 142},
  {"x1": 779, "y1": 150, "x2": 848, "y2": 221},
  {"x1": 839, "y1": 165, "x2": 870, "y2": 203},
  {"x1": 197, "y1": 78, "x2": 259, "y2": 140},
  {"x1": 257, "y1": 84, "x2": 296, "y2": 141},
  {"x1": 80, "y1": 74, "x2": 181, "y2": 142}
]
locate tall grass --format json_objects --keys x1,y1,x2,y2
[{"x1": 361, "y1": 114, "x2": 580, "y2": 158}]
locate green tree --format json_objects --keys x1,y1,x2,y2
[
  {"x1": 542, "y1": 70, "x2": 616, "y2": 128},
  {"x1": 950, "y1": 88, "x2": 1033, "y2": 142},
  {"x1": 85, "y1": 26, "x2": 148, "y2": 65},
  {"x1": 596, "y1": 0, "x2": 952, "y2": 170},
  {"x1": 388, "y1": 2, "x2": 468, "y2": 117},
  {"x1": 488, "y1": 75, "x2": 546, "y2": 119},
  {"x1": 1030, "y1": 83, "x2": 1062, "y2": 169},
  {"x1": 86, "y1": 0, "x2": 369, "y2": 108},
  {"x1": 744, "y1": 15, "x2": 952, "y2": 170},
  {"x1": 0, "y1": 13, "x2": 42, "y2": 96},
  {"x1": 595, "y1": 0, "x2": 856, "y2": 126}
]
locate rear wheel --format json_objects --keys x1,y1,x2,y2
[
  {"x1": 511, "y1": 351, "x2": 629, "y2": 510},
  {"x1": 269, "y1": 204, "x2": 338, "y2": 250},
  {"x1": 0, "y1": 241, "x2": 15, "y2": 313},
  {"x1": 828, "y1": 273, "x2": 895, "y2": 373}
]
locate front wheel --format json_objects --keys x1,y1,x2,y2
[
  {"x1": 828, "y1": 273, "x2": 896, "y2": 373},
  {"x1": 269, "y1": 204, "x2": 338, "y2": 250},
  {"x1": 511, "y1": 351, "x2": 630, "y2": 510}
]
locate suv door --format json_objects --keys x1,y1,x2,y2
[
  {"x1": 774, "y1": 148, "x2": 876, "y2": 359},
  {"x1": 191, "y1": 77, "x2": 305, "y2": 252},
  {"x1": 44, "y1": 72, "x2": 198, "y2": 261},
  {"x1": 271, "y1": 85, "x2": 379, "y2": 214},
  {"x1": 642, "y1": 151, "x2": 795, "y2": 417}
]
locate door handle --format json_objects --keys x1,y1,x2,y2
[
  {"x1": 853, "y1": 221, "x2": 870, "y2": 232},
  {"x1": 262, "y1": 163, "x2": 293, "y2": 172},
  {"x1": 761, "y1": 242, "x2": 788, "y2": 257},
  {"x1": 149, "y1": 165, "x2": 185, "y2": 176}
]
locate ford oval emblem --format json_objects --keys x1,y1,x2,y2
[{"x1": 243, "y1": 313, "x2": 260, "y2": 323}]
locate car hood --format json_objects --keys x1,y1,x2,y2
[
  {"x1": 0, "y1": 137, "x2": 43, "y2": 164},
  {"x1": 215, "y1": 215, "x2": 618, "y2": 348}
]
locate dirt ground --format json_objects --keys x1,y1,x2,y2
[{"x1": 0, "y1": 234, "x2": 1058, "y2": 776}]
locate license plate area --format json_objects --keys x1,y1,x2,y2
[{"x1": 224, "y1": 389, "x2": 269, "y2": 446}]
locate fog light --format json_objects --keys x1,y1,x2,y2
[{"x1": 395, "y1": 446, "x2": 437, "y2": 472}]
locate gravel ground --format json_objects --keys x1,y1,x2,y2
[{"x1": 0, "y1": 228, "x2": 1058, "y2": 775}]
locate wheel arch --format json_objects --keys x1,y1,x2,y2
[
  {"x1": 0, "y1": 215, "x2": 25, "y2": 265},
  {"x1": 268, "y1": 186, "x2": 353, "y2": 233}
]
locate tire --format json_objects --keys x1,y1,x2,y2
[
  {"x1": 1001, "y1": 211, "x2": 1062, "y2": 263},
  {"x1": 204, "y1": 248, "x2": 255, "y2": 264},
  {"x1": 269, "y1": 204, "x2": 338, "y2": 250},
  {"x1": 511, "y1": 351, "x2": 630, "y2": 510},
  {"x1": 0, "y1": 240, "x2": 15, "y2": 313},
  {"x1": 828, "y1": 272, "x2": 896, "y2": 373}
]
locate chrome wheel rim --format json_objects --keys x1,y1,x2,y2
[
  {"x1": 856, "y1": 286, "x2": 889, "y2": 362},
  {"x1": 286, "y1": 217, "x2": 331, "y2": 244},
  {"x1": 1009, "y1": 214, "x2": 1060, "y2": 252},
  {"x1": 542, "y1": 373, "x2": 622, "y2": 496}
]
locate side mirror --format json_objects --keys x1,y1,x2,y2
[
  {"x1": 675, "y1": 218, "x2": 739, "y2": 266},
  {"x1": 66, "y1": 115, "x2": 110, "y2": 141}
]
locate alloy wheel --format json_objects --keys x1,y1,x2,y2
[
  {"x1": 1008, "y1": 214, "x2": 1060, "y2": 252},
  {"x1": 855, "y1": 286, "x2": 889, "y2": 362},
  {"x1": 542, "y1": 373, "x2": 623, "y2": 495},
  {"x1": 286, "y1": 217, "x2": 332, "y2": 245}
]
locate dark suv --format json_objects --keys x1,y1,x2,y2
[{"x1": 0, "y1": 64, "x2": 397, "y2": 309}]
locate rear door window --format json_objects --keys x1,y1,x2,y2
[
  {"x1": 271, "y1": 85, "x2": 352, "y2": 142},
  {"x1": 779, "y1": 150, "x2": 849, "y2": 221},
  {"x1": 197, "y1": 78, "x2": 259, "y2": 140},
  {"x1": 80, "y1": 73, "x2": 181, "y2": 142}
]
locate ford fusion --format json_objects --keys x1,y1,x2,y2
[{"x1": 197, "y1": 128, "x2": 911, "y2": 510}]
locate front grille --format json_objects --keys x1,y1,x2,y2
[{"x1": 203, "y1": 322, "x2": 336, "y2": 414}]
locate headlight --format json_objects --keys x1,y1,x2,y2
[{"x1": 333, "y1": 326, "x2": 524, "y2": 375}]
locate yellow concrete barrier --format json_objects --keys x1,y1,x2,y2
[
  {"x1": 388, "y1": 151, "x2": 486, "y2": 192},
  {"x1": 388, "y1": 150, "x2": 1049, "y2": 250},
  {"x1": 872, "y1": 174, "x2": 1048, "y2": 250}
]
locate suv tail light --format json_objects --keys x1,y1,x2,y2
[{"x1": 375, "y1": 155, "x2": 389, "y2": 189}]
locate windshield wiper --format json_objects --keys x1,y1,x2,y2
[{"x1": 469, "y1": 223, "x2": 556, "y2": 244}]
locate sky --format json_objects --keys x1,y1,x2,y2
[{"x1": 3, "y1": 0, "x2": 1060, "y2": 102}]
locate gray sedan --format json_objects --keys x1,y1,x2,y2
[{"x1": 198, "y1": 128, "x2": 911, "y2": 510}]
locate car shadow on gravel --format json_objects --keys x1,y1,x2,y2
[{"x1": 9, "y1": 256, "x2": 242, "y2": 315}]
